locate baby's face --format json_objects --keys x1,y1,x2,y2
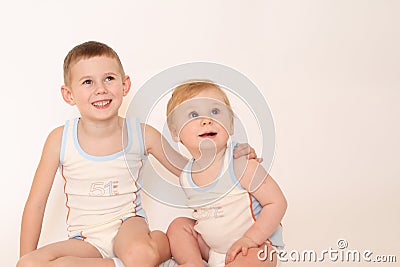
[{"x1": 168, "y1": 88, "x2": 233, "y2": 153}]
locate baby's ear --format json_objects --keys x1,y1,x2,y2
[{"x1": 169, "y1": 124, "x2": 180, "y2": 142}]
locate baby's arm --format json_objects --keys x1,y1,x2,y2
[
  {"x1": 20, "y1": 127, "x2": 62, "y2": 257},
  {"x1": 226, "y1": 159, "x2": 287, "y2": 263}
]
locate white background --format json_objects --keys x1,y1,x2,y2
[{"x1": 1, "y1": 1, "x2": 399, "y2": 266}]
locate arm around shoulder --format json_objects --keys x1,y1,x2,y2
[
  {"x1": 20, "y1": 126, "x2": 63, "y2": 257},
  {"x1": 141, "y1": 123, "x2": 188, "y2": 177}
]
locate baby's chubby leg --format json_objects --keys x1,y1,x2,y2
[
  {"x1": 16, "y1": 238, "x2": 115, "y2": 267},
  {"x1": 113, "y1": 216, "x2": 171, "y2": 267},
  {"x1": 167, "y1": 217, "x2": 209, "y2": 267}
]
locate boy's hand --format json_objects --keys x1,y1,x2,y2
[
  {"x1": 225, "y1": 236, "x2": 259, "y2": 264},
  {"x1": 233, "y1": 143, "x2": 263, "y2": 163}
]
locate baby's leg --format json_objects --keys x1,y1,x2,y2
[
  {"x1": 166, "y1": 217, "x2": 209, "y2": 267},
  {"x1": 113, "y1": 216, "x2": 170, "y2": 267},
  {"x1": 17, "y1": 238, "x2": 115, "y2": 267}
]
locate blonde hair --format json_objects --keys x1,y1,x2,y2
[
  {"x1": 63, "y1": 41, "x2": 125, "y2": 86},
  {"x1": 166, "y1": 81, "x2": 234, "y2": 126}
]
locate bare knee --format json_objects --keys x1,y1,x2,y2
[
  {"x1": 16, "y1": 256, "x2": 28, "y2": 267},
  {"x1": 167, "y1": 217, "x2": 196, "y2": 238},
  {"x1": 17, "y1": 254, "x2": 41, "y2": 267},
  {"x1": 119, "y1": 239, "x2": 160, "y2": 267}
]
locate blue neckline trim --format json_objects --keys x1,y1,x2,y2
[
  {"x1": 72, "y1": 117, "x2": 132, "y2": 161},
  {"x1": 187, "y1": 143, "x2": 234, "y2": 192}
]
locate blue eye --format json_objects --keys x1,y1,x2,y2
[
  {"x1": 211, "y1": 108, "x2": 220, "y2": 115},
  {"x1": 189, "y1": 111, "x2": 199, "y2": 118}
]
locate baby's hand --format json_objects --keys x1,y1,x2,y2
[
  {"x1": 225, "y1": 236, "x2": 258, "y2": 264},
  {"x1": 233, "y1": 143, "x2": 263, "y2": 163}
]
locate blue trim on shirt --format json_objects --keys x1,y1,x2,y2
[
  {"x1": 135, "y1": 118, "x2": 147, "y2": 159},
  {"x1": 251, "y1": 195, "x2": 262, "y2": 219},
  {"x1": 59, "y1": 120, "x2": 69, "y2": 165},
  {"x1": 186, "y1": 145, "x2": 235, "y2": 192},
  {"x1": 187, "y1": 159, "x2": 223, "y2": 192},
  {"x1": 125, "y1": 116, "x2": 133, "y2": 152},
  {"x1": 227, "y1": 142, "x2": 246, "y2": 191}
]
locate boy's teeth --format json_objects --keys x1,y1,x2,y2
[{"x1": 93, "y1": 100, "x2": 110, "y2": 107}]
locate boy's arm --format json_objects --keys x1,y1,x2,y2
[
  {"x1": 20, "y1": 127, "x2": 62, "y2": 257},
  {"x1": 141, "y1": 123, "x2": 187, "y2": 177},
  {"x1": 141, "y1": 123, "x2": 260, "y2": 177},
  {"x1": 235, "y1": 158, "x2": 287, "y2": 245},
  {"x1": 233, "y1": 143, "x2": 262, "y2": 162}
]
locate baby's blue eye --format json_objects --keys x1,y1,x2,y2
[
  {"x1": 189, "y1": 111, "x2": 199, "y2": 118},
  {"x1": 211, "y1": 108, "x2": 220, "y2": 115}
]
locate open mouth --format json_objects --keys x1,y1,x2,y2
[
  {"x1": 92, "y1": 100, "x2": 112, "y2": 108},
  {"x1": 199, "y1": 132, "x2": 217, "y2": 137}
]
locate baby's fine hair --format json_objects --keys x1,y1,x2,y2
[
  {"x1": 63, "y1": 41, "x2": 125, "y2": 86},
  {"x1": 166, "y1": 81, "x2": 234, "y2": 126}
]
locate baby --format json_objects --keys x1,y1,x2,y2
[{"x1": 166, "y1": 81, "x2": 287, "y2": 267}]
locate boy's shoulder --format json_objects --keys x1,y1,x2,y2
[
  {"x1": 40, "y1": 125, "x2": 65, "y2": 160},
  {"x1": 46, "y1": 125, "x2": 65, "y2": 145},
  {"x1": 49, "y1": 125, "x2": 64, "y2": 139}
]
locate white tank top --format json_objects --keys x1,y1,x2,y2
[
  {"x1": 59, "y1": 117, "x2": 146, "y2": 232},
  {"x1": 180, "y1": 143, "x2": 284, "y2": 253}
]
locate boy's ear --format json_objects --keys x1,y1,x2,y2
[
  {"x1": 61, "y1": 86, "x2": 76, "y2": 106},
  {"x1": 122, "y1": 75, "x2": 131, "y2": 96}
]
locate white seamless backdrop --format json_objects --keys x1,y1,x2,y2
[{"x1": 2, "y1": 1, "x2": 399, "y2": 266}]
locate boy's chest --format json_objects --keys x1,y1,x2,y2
[{"x1": 78, "y1": 133, "x2": 125, "y2": 156}]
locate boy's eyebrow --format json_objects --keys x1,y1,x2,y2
[
  {"x1": 104, "y1": 71, "x2": 119, "y2": 76},
  {"x1": 77, "y1": 72, "x2": 119, "y2": 81},
  {"x1": 78, "y1": 75, "x2": 92, "y2": 82}
]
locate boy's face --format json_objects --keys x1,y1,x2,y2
[
  {"x1": 61, "y1": 56, "x2": 130, "y2": 121},
  {"x1": 169, "y1": 88, "x2": 233, "y2": 154}
]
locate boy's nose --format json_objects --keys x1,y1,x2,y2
[{"x1": 95, "y1": 84, "x2": 108, "y2": 94}]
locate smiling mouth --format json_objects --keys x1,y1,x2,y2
[
  {"x1": 199, "y1": 132, "x2": 217, "y2": 137},
  {"x1": 92, "y1": 100, "x2": 111, "y2": 108}
]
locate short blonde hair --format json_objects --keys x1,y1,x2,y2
[
  {"x1": 166, "y1": 81, "x2": 234, "y2": 126},
  {"x1": 63, "y1": 41, "x2": 125, "y2": 86}
]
